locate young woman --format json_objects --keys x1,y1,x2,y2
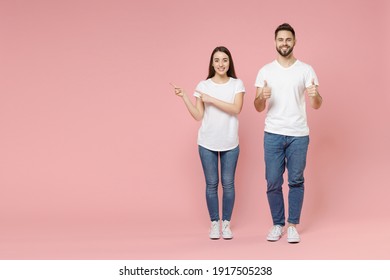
[{"x1": 172, "y1": 46, "x2": 245, "y2": 239}]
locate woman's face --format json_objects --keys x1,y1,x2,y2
[{"x1": 212, "y1": 51, "x2": 229, "y2": 76}]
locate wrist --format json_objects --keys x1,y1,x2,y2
[{"x1": 182, "y1": 93, "x2": 189, "y2": 100}]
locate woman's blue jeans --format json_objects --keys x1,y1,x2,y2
[
  {"x1": 264, "y1": 132, "x2": 309, "y2": 226},
  {"x1": 198, "y1": 145, "x2": 239, "y2": 222}
]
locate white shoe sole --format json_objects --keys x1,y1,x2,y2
[
  {"x1": 267, "y1": 232, "x2": 283, "y2": 241},
  {"x1": 267, "y1": 236, "x2": 282, "y2": 241},
  {"x1": 287, "y1": 238, "x2": 300, "y2": 243},
  {"x1": 209, "y1": 234, "x2": 220, "y2": 239}
]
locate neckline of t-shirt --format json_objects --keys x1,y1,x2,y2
[
  {"x1": 209, "y1": 77, "x2": 232, "y2": 86},
  {"x1": 274, "y1": 59, "x2": 299, "y2": 70}
]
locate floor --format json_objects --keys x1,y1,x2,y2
[{"x1": 1, "y1": 215, "x2": 388, "y2": 260}]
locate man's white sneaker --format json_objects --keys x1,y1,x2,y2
[
  {"x1": 222, "y1": 220, "x2": 233, "y2": 239},
  {"x1": 209, "y1": 221, "x2": 220, "y2": 239},
  {"x1": 266, "y1": 225, "x2": 284, "y2": 241},
  {"x1": 287, "y1": 226, "x2": 301, "y2": 243}
]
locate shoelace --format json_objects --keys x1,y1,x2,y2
[
  {"x1": 222, "y1": 223, "x2": 231, "y2": 233},
  {"x1": 211, "y1": 222, "x2": 219, "y2": 231},
  {"x1": 270, "y1": 226, "x2": 282, "y2": 235},
  {"x1": 288, "y1": 227, "x2": 298, "y2": 236}
]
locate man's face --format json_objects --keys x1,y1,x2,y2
[{"x1": 275, "y1": 30, "x2": 296, "y2": 57}]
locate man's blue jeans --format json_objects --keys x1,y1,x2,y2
[
  {"x1": 198, "y1": 145, "x2": 239, "y2": 222},
  {"x1": 264, "y1": 132, "x2": 309, "y2": 226}
]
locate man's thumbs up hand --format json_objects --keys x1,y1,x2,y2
[
  {"x1": 306, "y1": 78, "x2": 318, "y2": 97},
  {"x1": 261, "y1": 80, "x2": 272, "y2": 99}
]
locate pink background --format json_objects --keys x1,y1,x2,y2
[{"x1": 1, "y1": 0, "x2": 389, "y2": 259}]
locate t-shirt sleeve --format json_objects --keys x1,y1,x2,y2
[
  {"x1": 254, "y1": 68, "x2": 265, "y2": 88},
  {"x1": 235, "y1": 79, "x2": 246, "y2": 94},
  {"x1": 305, "y1": 66, "x2": 319, "y2": 87},
  {"x1": 193, "y1": 81, "x2": 204, "y2": 98}
]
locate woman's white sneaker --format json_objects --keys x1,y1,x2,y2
[
  {"x1": 209, "y1": 221, "x2": 220, "y2": 239},
  {"x1": 222, "y1": 220, "x2": 233, "y2": 239}
]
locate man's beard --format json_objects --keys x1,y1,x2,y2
[{"x1": 276, "y1": 46, "x2": 294, "y2": 57}]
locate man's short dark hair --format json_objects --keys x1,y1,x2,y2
[{"x1": 275, "y1": 23, "x2": 295, "y2": 39}]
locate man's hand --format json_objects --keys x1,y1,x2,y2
[{"x1": 306, "y1": 78, "x2": 318, "y2": 97}]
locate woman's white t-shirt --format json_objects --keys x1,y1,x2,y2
[{"x1": 194, "y1": 78, "x2": 245, "y2": 151}]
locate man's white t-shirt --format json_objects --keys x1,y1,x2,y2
[
  {"x1": 255, "y1": 60, "x2": 318, "y2": 136},
  {"x1": 194, "y1": 78, "x2": 245, "y2": 151}
]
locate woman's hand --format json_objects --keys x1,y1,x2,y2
[
  {"x1": 170, "y1": 82, "x2": 204, "y2": 121},
  {"x1": 170, "y1": 82, "x2": 185, "y2": 97},
  {"x1": 195, "y1": 90, "x2": 212, "y2": 103}
]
